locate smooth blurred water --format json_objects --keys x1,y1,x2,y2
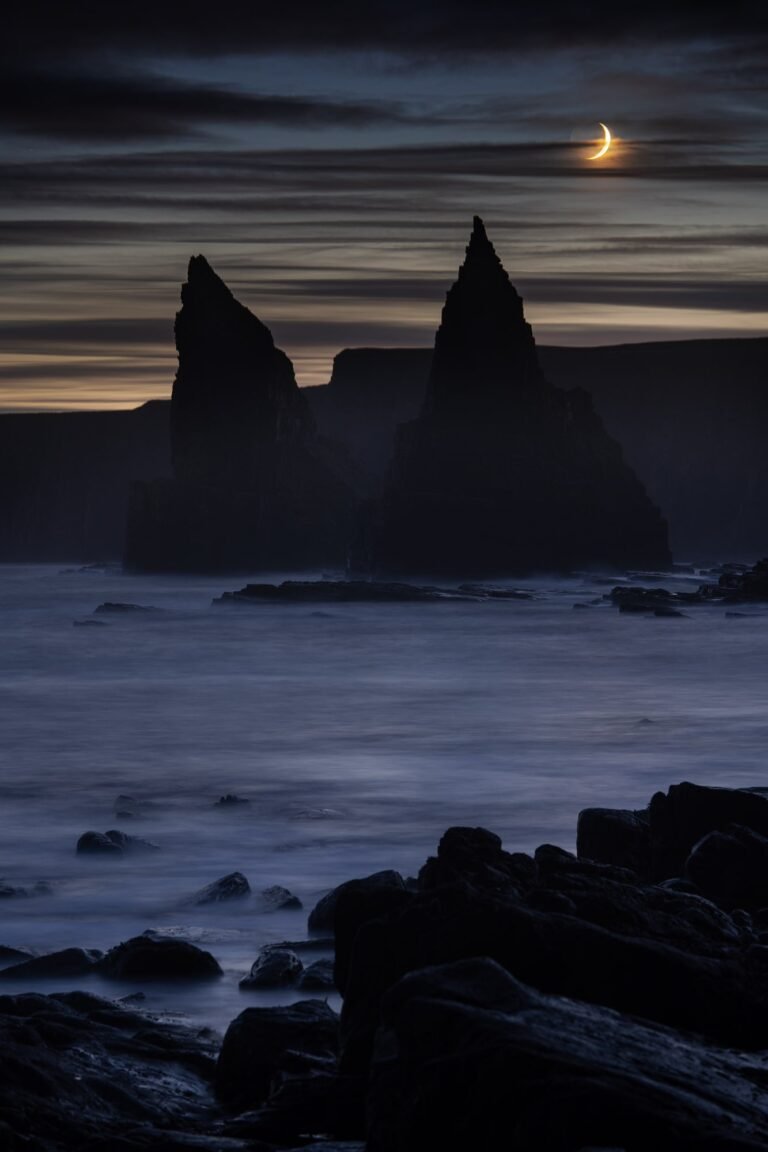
[{"x1": 0, "y1": 562, "x2": 766, "y2": 1030}]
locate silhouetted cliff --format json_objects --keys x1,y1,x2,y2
[
  {"x1": 351, "y1": 218, "x2": 671, "y2": 576},
  {"x1": 0, "y1": 402, "x2": 170, "y2": 562},
  {"x1": 307, "y1": 337, "x2": 768, "y2": 561}
]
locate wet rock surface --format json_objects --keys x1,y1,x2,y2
[
  {"x1": 0, "y1": 947, "x2": 103, "y2": 980},
  {"x1": 216, "y1": 999, "x2": 340, "y2": 1111},
  {"x1": 367, "y1": 957, "x2": 768, "y2": 1152},
  {"x1": 259, "y1": 884, "x2": 302, "y2": 911},
  {"x1": 0, "y1": 990, "x2": 241, "y2": 1151},
  {"x1": 308, "y1": 869, "x2": 406, "y2": 934},
  {"x1": 238, "y1": 946, "x2": 303, "y2": 990},
  {"x1": 97, "y1": 933, "x2": 223, "y2": 981},
  {"x1": 77, "y1": 829, "x2": 160, "y2": 856},
  {"x1": 191, "y1": 872, "x2": 251, "y2": 905}
]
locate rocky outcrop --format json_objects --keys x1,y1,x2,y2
[
  {"x1": 125, "y1": 257, "x2": 358, "y2": 572},
  {"x1": 368, "y1": 957, "x2": 768, "y2": 1151},
  {"x1": 354, "y1": 218, "x2": 671, "y2": 576},
  {"x1": 608, "y1": 557, "x2": 768, "y2": 614},
  {"x1": 7, "y1": 780, "x2": 768, "y2": 1148},
  {"x1": 213, "y1": 579, "x2": 524, "y2": 605}
]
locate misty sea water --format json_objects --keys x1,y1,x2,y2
[{"x1": 0, "y1": 562, "x2": 766, "y2": 1029}]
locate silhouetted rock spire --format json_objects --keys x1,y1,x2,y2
[
  {"x1": 125, "y1": 258, "x2": 357, "y2": 572},
  {"x1": 353, "y1": 217, "x2": 671, "y2": 576},
  {"x1": 425, "y1": 215, "x2": 545, "y2": 420},
  {"x1": 171, "y1": 255, "x2": 313, "y2": 488}
]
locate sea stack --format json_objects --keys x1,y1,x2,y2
[
  {"x1": 125, "y1": 257, "x2": 356, "y2": 571},
  {"x1": 353, "y1": 217, "x2": 671, "y2": 576}
]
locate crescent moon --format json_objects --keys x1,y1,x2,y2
[{"x1": 587, "y1": 122, "x2": 612, "y2": 160}]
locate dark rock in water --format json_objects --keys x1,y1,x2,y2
[
  {"x1": 353, "y1": 216, "x2": 670, "y2": 577},
  {"x1": 271, "y1": 937, "x2": 335, "y2": 953},
  {"x1": 213, "y1": 793, "x2": 251, "y2": 808},
  {"x1": 0, "y1": 945, "x2": 33, "y2": 964},
  {"x1": 259, "y1": 884, "x2": 302, "y2": 911},
  {"x1": 298, "y1": 958, "x2": 336, "y2": 991},
  {"x1": 239, "y1": 946, "x2": 303, "y2": 989},
  {"x1": 610, "y1": 585, "x2": 685, "y2": 613},
  {"x1": 216, "y1": 999, "x2": 339, "y2": 1110},
  {"x1": 192, "y1": 872, "x2": 251, "y2": 905},
  {"x1": 76, "y1": 829, "x2": 159, "y2": 856},
  {"x1": 0, "y1": 991, "x2": 232, "y2": 1150},
  {"x1": 367, "y1": 957, "x2": 768, "y2": 1152},
  {"x1": 610, "y1": 559, "x2": 768, "y2": 614},
  {"x1": 214, "y1": 579, "x2": 478, "y2": 605},
  {"x1": 0, "y1": 947, "x2": 102, "y2": 979},
  {"x1": 308, "y1": 869, "x2": 406, "y2": 935},
  {"x1": 103, "y1": 829, "x2": 160, "y2": 854},
  {"x1": 577, "y1": 807, "x2": 651, "y2": 877},
  {"x1": 93, "y1": 601, "x2": 157, "y2": 613},
  {"x1": 98, "y1": 933, "x2": 222, "y2": 981},
  {"x1": 73, "y1": 617, "x2": 108, "y2": 627},
  {"x1": 0, "y1": 879, "x2": 51, "y2": 898},
  {"x1": 114, "y1": 793, "x2": 149, "y2": 818},
  {"x1": 125, "y1": 255, "x2": 358, "y2": 572},
  {"x1": 76, "y1": 830, "x2": 124, "y2": 856},
  {"x1": 685, "y1": 824, "x2": 768, "y2": 909},
  {"x1": 697, "y1": 556, "x2": 768, "y2": 603}
]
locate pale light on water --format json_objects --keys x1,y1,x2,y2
[{"x1": 1, "y1": 563, "x2": 767, "y2": 1029}]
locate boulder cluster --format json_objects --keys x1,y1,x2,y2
[{"x1": 5, "y1": 781, "x2": 768, "y2": 1148}]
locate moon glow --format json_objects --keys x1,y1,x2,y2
[{"x1": 587, "y1": 122, "x2": 612, "y2": 160}]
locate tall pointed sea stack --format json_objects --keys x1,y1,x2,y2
[
  {"x1": 125, "y1": 257, "x2": 356, "y2": 571},
  {"x1": 354, "y1": 217, "x2": 671, "y2": 575},
  {"x1": 171, "y1": 256, "x2": 313, "y2": 488}
]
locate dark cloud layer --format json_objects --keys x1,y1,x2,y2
[
  {"x1": 5, "y1": 1, "x2": 766, "y2": 61},
  {"x1": 0, "y1": 72, "x2": 409, "y2": 141}
]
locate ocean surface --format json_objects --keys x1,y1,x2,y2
[{"x1": 0, "y1": 562, "x2": 766, "y2": 1031}]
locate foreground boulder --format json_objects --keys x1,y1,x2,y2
[
  {"x1": 368, "y1": 957, "x2": 768, "y2": 1151},
  {"x1": 308, "y1": 870, "x2": 406, "y2": 935},
  {"x1": 98, "y1": 933, "x2": 222, "y2": 981},
  {"x1": 334, "y1": 805, "x2": 768, "y2": 1083},
  {"x1": 216, "y1": 999, "x2": 339, "y2": 1111},
  {"x1": 0, "y1": 947, "x2": 102, "y2": 980},
  {"x1": 0, "y1": 990, "x2": 244, "y2": 1151}
]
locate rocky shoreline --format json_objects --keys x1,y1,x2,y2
[{"x1": 5, "y1": 780, "x2": 768, "y2": 1148}]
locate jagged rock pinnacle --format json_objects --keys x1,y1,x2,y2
[
  {"x1": 356, "y1": 217, "x2": 671, "y2": 576},
  {"x1": 171, "y1": 256, "x2": 310, "y2": 486},
  {"x1": 423, "y1": 216, "x2": 540, "y2": 417}
]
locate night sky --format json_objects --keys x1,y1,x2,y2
[{"x1": 1, "y1": 1, "x2": 766, "y2": 409}]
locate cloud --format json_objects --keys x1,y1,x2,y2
[
  {"x1": 0, "y1": 71, "x2": 411, "y2": 141},
  {"x1": 5, "y1": 2, "x2": 767, "y2": 64}
]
